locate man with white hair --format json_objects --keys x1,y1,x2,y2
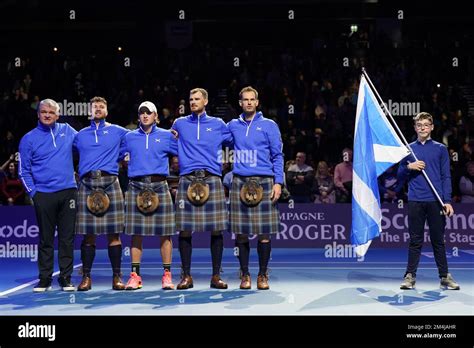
[{"x1": 19, "y1": 98, "x2": 78, "y2": 292}]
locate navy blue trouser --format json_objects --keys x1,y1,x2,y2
[
  {"x1": 33, "y1": 189, "x2": 77, "y2": 281},
  {"x1": 405, "y1": 201, "x2": 448, "y2": 278}
]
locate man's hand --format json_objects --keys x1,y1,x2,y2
[
  {"x1": 271, "y1": 184, "x2": 282, "y2": 203},
  {"x1": 387, "y1": 190, "x2": 397, "y2": 199},
  {"x1": 443, "y1": 203, "x2": 454, "y2": 217},
  {"x1": 296, "y1": 175, "x2": 305, "y2": 183},
  {"x1": 408, "y1": 160, "x2": 425, "y2": 171},
  {"x1": 171, "y1": 129, "x2": 179, "y2": 139},
  {"x1": 7, "y1": 197, "x2": 13, "y2": 205}
]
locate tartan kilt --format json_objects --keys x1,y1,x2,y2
[
  {"x1": 75, "y1": 175, "x2": 124, "y2": 235},
  {"x1": 124, "y1": 180, "x2": 176, "y2": 236},
  {"x1": 230, "y1": 175, "x2": 281, "y2": 235},
  {"x1": 176, "y1": 174, "x2": 227, "y2": 232}
]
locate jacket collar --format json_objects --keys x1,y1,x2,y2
[
  {"x1": 138, "y1": 123, "x2": 157, "y2": 134},
  {"x1": 37, "y1": 121, "x2": 58, "y2": 132},
  {"x1": 190, "y1": 111, "x2": 207, "y2": 120},
  {"x1": 239, "y1": 111, "x2": 262, "y2": 124},
  {"x1": 90, "y1": 119, "x2": 106, "y2": 129},
  {"x1": 416, "y1": 138, "x2": 432, "y2": 145}
]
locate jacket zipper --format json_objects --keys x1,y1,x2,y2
[
  {"x1": 245, "y1": 115, "x2": 254, "y2": 137},
  {"x1": 94, "y1": 123, "x2": 99, "y2": 143},
  {"x1": 50, "y1": 128, "x2": 57, "y2": 148},
  {"x1": 197, "y1": 115, "x2": 200, "y2": 140}
]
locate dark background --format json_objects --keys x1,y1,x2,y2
[
  {"x1": 0, "y1": 1, "x2": 473, "y2": 345},
  {"x1": 1, "y1": 0, "x2": 473, "y2": 202}
]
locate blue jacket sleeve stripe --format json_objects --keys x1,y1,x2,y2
[{"x1": 18, "y1": 136, "x2": 36, "y2": 197}]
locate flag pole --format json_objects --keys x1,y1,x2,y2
[{"x1": 361, "y1": 68, "x2": 446, "y2": 208}]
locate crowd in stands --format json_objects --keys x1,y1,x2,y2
[{"x1": 1, "y1": 30, "x2": 474, "y2": 205}]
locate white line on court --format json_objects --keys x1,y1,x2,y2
[{"x1": 0, "y1": 263, "x2": 82, "y2": 297}]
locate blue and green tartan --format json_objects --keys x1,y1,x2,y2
[
  {"x1": 175, "y1": 175, "x2": 227, "y2": 232},
  {"x1": 76, "y1": 175, "x2": 124, "y2": 235},
  {"x1": 229, "y1": 175, "x2": 280, "y2": 235},
  {"x1": 124, "y1": 179, "x2": 176, "y2": 236}
]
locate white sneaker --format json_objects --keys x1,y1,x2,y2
[{"x1": 400, "y1": 273, "x2": 416, "y2": 290}]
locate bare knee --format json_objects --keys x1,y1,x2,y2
[{"x1": 107, "y1": 233, "x2": 121, "y2": 246}]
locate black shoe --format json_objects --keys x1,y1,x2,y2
[
  {"x1": 58, "y1": 276, "x2": 76, "y2": 291},
  {"x1": 33, "y1": 278, "x2": 52, "y2": 292}
]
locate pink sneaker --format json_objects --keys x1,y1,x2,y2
[
  {"x1": 162, "y1": 270, "x2": 175, "y2": 290},
  {"x1": 125, "y1": 272, "x2": 142, "y2": 290}
]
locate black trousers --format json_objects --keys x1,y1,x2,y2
[
  {"x1": 33, "y1": 189, "x2": 77, "y2": 281},
  {"x1": 406, "y1": 201, "x2": 448, "y2": 278}
]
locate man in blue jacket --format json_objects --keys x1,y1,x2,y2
[
  {"x1": 120, "y1": 101, "x2": 178, "y2": 290},
  {"x1": 172, "y1": 88, "x2": 233, "y2": 289},
  {"x1": 227, "y1": 86, "x2": 284, "y2": 290},
  {"x1": 73, "y1": 96, "x2": 129, "y2": 291},
  {"x1": 398, "y1": 112, "x2": 460, "y2": 290},
  {"x1": 19, "y1": 99, "x2": 77, "y2": 292}
]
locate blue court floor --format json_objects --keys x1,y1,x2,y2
[{"x1": 0, "y1": 248, "x2": 473, "y2": 315}]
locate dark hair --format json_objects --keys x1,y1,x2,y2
[{"x1": 7, "y1": 162, "x2": 18, "y2": 179}]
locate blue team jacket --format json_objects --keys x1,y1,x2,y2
[
  {"x1": 73, "y1": 119, "x2": 128, "y2": 178},
  {"x1": 120, "y1": 124, "x2": 178, "y2": 177},
  {"x1": 172, "y1": 112, "x2": 233, "y2": 176},
  {"x1": 19, "y1": 121, "x2": 77, "y2": 197},
  {"x1": 227, "y1": 112, "x2": 284, "y2": 184}
]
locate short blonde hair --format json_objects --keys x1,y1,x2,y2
[
  {"x1": 190, "y1": 88, "x2": 208, "y2": 100},
  {"x1": 239, "y1": 86, "x2": 259, "y2": 100}
]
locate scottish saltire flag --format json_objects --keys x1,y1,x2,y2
[{"x1": 351, "y1": 75, "x2": 410, "y2": 256}]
